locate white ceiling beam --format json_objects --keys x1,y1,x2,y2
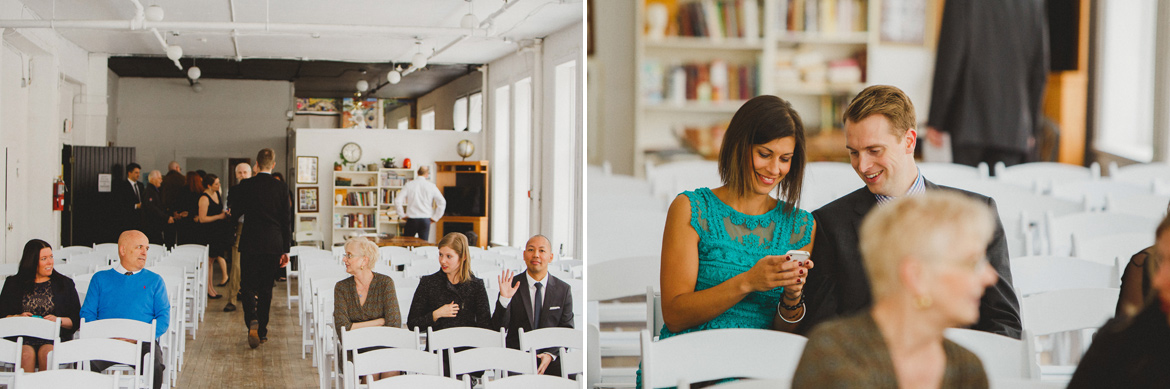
[{"x1": 0, "y1": 20, "x2": 489, "y2": 39}]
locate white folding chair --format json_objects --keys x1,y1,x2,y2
[
  {"x1": 944, "y1": 328, "x2": 1038, "y2": 380},
  {"x1": 77, "y1": 318, "x2": 158, "y2": 389},
  {"x1": 1108, "y1": 161, "x2": 1170, "y2": 192},
  {"x1": 349, "y1": 347, "x2": 443, "y2": 388},
  {"x1": 1072, "y1": 233, "x2": 1154, "y2": 266},
  {"x1": 589, "y1": 256, "x2": 660, "y2": 361},
  {"x1": 1010, "y1": 256, "x2": 1121, "y2": 297},
  {"x1": 1021, "y1": 288, "x2": 1118, "y2": 380},
  {"x1": 1051, "y1": 180, "x2": 1149, "y2": 212},
  {"x1": 918, "y1": 162, "x2": 989, "y2": 186},
  {"x1": 487, "y1": 246, "x2": 524, "y2": 259},
  {"x1": 519, "y1": 327, "x2": 584, "y2": 378},
  {"x1": 56, "y1": 246, "x2": 94, "y2": 261},
  {"x1": 413, "y1": 246, "x2": 439, "y2": 260},
  {"x1": 149, "y1": 269, "x2": 184, "y2": 386},
  {"x1": 14, "y1": 369, "x2": 119, "y2": 388},
  {"x1": 800, "y1": 162, "x2": 863, "y2": 211},
  {"x1": 0, "y1": 337, "x2": 22, "y2": 387},
  {"x1": 426, "y1": 326, "x2": 506, "y2": 377},
  {"x1": 92, "y1": 243, "x2": 120, "y2": 258},
  {"x1": 1047, "y1": 212, "x2": 1159, "y2": 257},
  {"x1": 640, "y1": 328, "x2": 807, "y2": 389},
  {"x1": 449, "y1": 347, "x2": 536, "y2": 380},
  {"x1": 587, "y1": 209, "x2": 667, "y2": 264},
  {"x1": 340, "y1": 326, "x2": 420, "y2": 389},
  {"x1": 1106, "y1": 192, "x2": 1170, "y2": 219},
  {"x1": 995, "y1": 161, "x2": 1101, "y2": 194},
  {"x1": 366, "y1": 374, "x2": 468, "y2": 389},
  {"x1": 48, "y1": 338, "x2": 142, "y2": 389},
  {"x1": 0, "y1": 316, "x2": 61, "y2": 347},
  {"x1": 484, "y1": 374, "x2": 579, "y2": 389}
]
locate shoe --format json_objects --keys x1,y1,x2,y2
[
  {"x1": 277, "y1": 276, "x2": 287, "y2": 282},
  {"x1": 217, "y1": 276, "x2": 229, "y2": 287},
  {"x1": 208, "y1": 294, "x2": 223, "y2": 299},
  {"x1": 223, "y1": 303, "x2": 236, "y2": 312},
  {"x1": 248, "y1": 320, "x2": 260, "y2": 349}
]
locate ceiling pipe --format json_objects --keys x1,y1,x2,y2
[
  {"x1": 229, "y1": 0, "x2": 243, "y2": 61},
  {"x1": 402, "y1": 0, "x2": 522, "y2": 78},
  {"x1": 129, "y1": 0, "x2": 182, "y2": 70}
]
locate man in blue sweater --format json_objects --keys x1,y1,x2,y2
[{"x1": 81, "y1": 230, "x2": 169, "y2": 389}]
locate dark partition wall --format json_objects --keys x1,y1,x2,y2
[{"x1": 61, "y1": 145, "x2": 136, "y2": 246}]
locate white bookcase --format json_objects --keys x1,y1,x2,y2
[
  {"x1": 330, "y1": 168, "x2": 416, "y2": 245},
  {"x1": 634, "y1": 0, "x2": 876, "y2": 171}
]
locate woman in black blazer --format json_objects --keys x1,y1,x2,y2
[
  {"x1": 0, "y1": 239, "x2": 81, "y2": 373},
  {"x1": 406, "y1": 232, "x2": 492, "y2": 332}
]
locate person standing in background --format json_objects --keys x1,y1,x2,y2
[
  {"x1": 925, "y1": 0, "x2": 1049, "y2": 173},
  {"x1": 160, "y1": 161, "x2": 187, "y2": 247},
  {"x1": 396, "y1": 165, "x2": 446, "y2": 242},
  {"x1": 114, "y1": 163, "x2": 145, "y2": 236},
  {"x1": 142, "y1": 170, "x2": 173, "y2": 244},
  {"x1": 223, "y1": 162, "x2": 251, "y2": 312}
]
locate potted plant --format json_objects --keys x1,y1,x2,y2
[
  {"x1": 333, "y1": 161, "x2": 343, "y2": 171},
  {"x1": 381, "y1": 157, "x2": 396, "y2": 168}
]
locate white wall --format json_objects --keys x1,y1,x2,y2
[
  {"x1": 293, "y1": 128, "x2": 484, "y2": 245},
  {"x1": 417, "y1": 71, "x2": 483, "y2": 131},
  {"x1": 0, "y1": 0, "x2": 110, "y2": 259},
  {"x1": 114, "y1": 78, "x2": 293, "y2": 173}
]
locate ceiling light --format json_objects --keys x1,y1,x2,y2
[
  {"x1": 387, "y1": 67, "x2": 402, "y2": 84},
  {"x1": 460, "y1": 0, "x2": 478, "y2": 29},
  {"x1": 411, "y1": 42, "x2": 427, "y2": 69},
  {"x1": 165, "y1": 45, "x2": 183, "y2": 61},
  {"x1": 355, "y1": 80, "x2": 369, "y2": 92},
  {"x1": 145, "y1": 5, "x2": 165, "y2": 22},
  {"x1": 187, "y1": 66, "x2": 201, "y2": 81}
]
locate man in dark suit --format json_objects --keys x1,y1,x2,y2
[
  {"x1": 141, "y1": 170, "x2": 173, "y2": 244},
  {"x1": 160, "y1": 161, "x2": 187, "y2": 246},
  {"x1": 230, "y1": 148, "x2": 291, "y2": 348},
  {"x1": 800, "y1": 85, "x2": 1022, "y2": 339},
  {"x1": 492, "y1": 235, "x2": 575, "y2": 376},
  {"x1": 925, "y1": 0, "x2": 1048, "y2": 172},
  {"x1": 113, "y1": 163, "x2": 145, "y2": 236}
]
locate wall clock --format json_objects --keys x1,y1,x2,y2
[{"x1": 341, "y1": 142, "x2": 362, "y2": 163}]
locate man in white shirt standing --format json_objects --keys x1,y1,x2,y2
[{"x1": 395, "y1": 165, "x2": 446, "y2": 242}]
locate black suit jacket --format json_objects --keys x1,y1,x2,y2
[
  {"x1": 232, "y1": 173, "x2": 292, "y2": 254},
  {"x1": 141, "y1": 183, "x2": 168, "y2": 243},
  {"x1": 113, "y1": 179, "x2": 144, "y2": 233},
  {"x1": 800, "y1": 180, "x2": 1022, "y2": 339},
  {"x1": 490, "y1": 273, "x2": 574, "y2": 376},
  {"x1": 927, "y1": 0, "x2": 1048, "y2": 153},
  {"x1": 0, "y1": 272, "x2": 82, "y2": 340}
]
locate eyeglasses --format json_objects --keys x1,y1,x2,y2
[{"x1": 343, "y1": 253, "x2": 360, "y2": 260}]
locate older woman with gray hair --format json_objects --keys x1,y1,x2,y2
[{"x1": 793, "y1": 192, "x2": 995, "y2": 388}]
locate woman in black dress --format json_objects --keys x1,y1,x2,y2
[
  {"x1": 0, "y1": 239, "x2": 81, "y2": 372},
  {"x1": 196, "y1": 174, "x2": 231, "y2": 298}
]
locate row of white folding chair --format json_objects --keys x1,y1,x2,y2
[
  {"x1": 292, "y1": 247, "x2": 337, "y2": 309},
  {"x1": 298, "y1": 256, "x2": 343, "y2": 323},
  {"x1": 304, "y1": 269, "x2": 347, "y2": 364},
  {"x1": 298, "y1": 262, "x2": 345, "y2": 357},
  {"x1": 340, "y1": 326, "x2": 420, "y2": 389},
  {"x1": 1105, "y1": 192, "x2": 1170, "y2": 219},
  {"x1": 644, "y1": 160, "x2": 720, "y2": 209},
  {"x1": 589, "y1": 165, "x2": 653, "y2": 199},
  {"x1": 156, "y1": 253, "x2": 202, "y2": 339},
  {"x1": 149, "y1": 267, "x2": 188, "y2": 386},
  {"x1": 1073, "y1": 233, "x2": 1154, "y2": 267},
  {"x1": 170, "y1": 244, "x2": 209, "y2": 325},
  {"x1": 944, "y1": 328, "x2": 1038, "y2": 381},
  {"x1": 1020, "y1": 287, "x2": 1119, "y2": 380},
  {"x1": 354, "y1": 350, "x2": 575, "y2": 388},
  {"x1": 518, "y1": 327, "x2": 585, "y2": 378},
  {"x1": 487, "y1": 246, "x2": 523, "y2": 259},
  {"x1": 589, "y1": 255, "x2": 660, "y2": 375},
  {"x1": 1010, "y1": 256, "x2": 1122, "y2": 298},
  {"x1": 0, "y1": 336, "x2": 19, "y2": 387},
  {"x1": 414, "y1": 246, "x2": 439, "y2": 261},
  {"x1": 639, "y1": 328, "x2": 806, "y2": 389},
  {"x1": 994, "y1": 161, "x2": 1102, "y2": 194},
  {"x1": 49, "y1": 337, "x2": 143, "y2": 388},
  {"x1": 1045, "y1": 212, "x2": 1159, "y2": 258},
  {"x1": 588, "y1": 208, "x2": 666, "y2": 264}
]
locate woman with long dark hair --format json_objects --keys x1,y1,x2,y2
[
  {"x1": 196, "y1": 174, "x2": 231, "y2": 298},
  {"x1": 0, "y1": 239, "x2": 81, "y2": 372}
]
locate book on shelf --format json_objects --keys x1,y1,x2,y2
[
  {"x1": 335, "y1": 212, "x2": 374, "y2": 229},
  {"x1": 382, "y1": 189, "x2": 398, "y2": 205},
  {"x1": 778, "y1": 0, "x2": 867, "y2": 36},
  {"x1": 650, "y1": 0, "x2": 762, "y2": 40},
  {"x1": 380, "y1": 170, "x2": 407, "y2": 187},
  {"x1": 646, "y1": 60, "x2": 759, "y2": 105}
]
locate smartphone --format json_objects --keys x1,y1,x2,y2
[{"x1": 786, "y1": 250, "x2": 810, "y2": 262}]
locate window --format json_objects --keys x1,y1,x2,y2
[
  {"x1": 1094, "y1": 0, "x2": 1157, "y2": 161},
  {"x1": 468, "y1": 92, "x2": 483, "y2": 133},
  {"x1": 420, "y1": 107, "x2": 435, "y2": 131},
  {"x1": 512, "y1": 78, "x2": 532, "y2": 247},
  {"x1": 453, "y1": 96, "x2": 468, "y2": 131},
  {"x1": 552, "y1": 60, "x2": 578, "y2": 258},
  {"x1": 491, "y1": 85, "x2": 511, "y2": 246},
  {"x1": 397, "y1": 117, "x2": 408, "y2": 130}
]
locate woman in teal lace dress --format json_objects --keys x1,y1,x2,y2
[{"x1": 640, "y1": 95, "x2": 816, "y2": 388}]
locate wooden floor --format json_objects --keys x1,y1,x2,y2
[{"x1": 177, "y1": 277, "x2": 317, "y2": 388}]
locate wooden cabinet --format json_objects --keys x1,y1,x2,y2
[{"x1": 434, "y1": 161, "x2": 489, "y2": 248}]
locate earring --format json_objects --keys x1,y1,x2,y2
[{"x1": 915, "y1": 295, "x2": 933, "y2": 309}]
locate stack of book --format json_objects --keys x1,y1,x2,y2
[{"x1": 778, "y1": 0, "x2": 868, "y2": 35}]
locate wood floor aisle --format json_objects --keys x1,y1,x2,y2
[{"x1": 177, "y1": 278, "x2": 317, "y2": 388}]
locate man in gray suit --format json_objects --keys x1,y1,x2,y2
[
  {"x1": 800, "y1": 85, "x2": 1022, "y2": 339},
  {"x1": 925, "y1": 0, "x2": 1048, "y2": 171}
]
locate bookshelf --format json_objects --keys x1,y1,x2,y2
[
  {"x1": 635, "y1": 0, "x2": 875, "y2": 171},
  {"x1": 330, "y1": 168, "x2": 415, "y2": 245}
]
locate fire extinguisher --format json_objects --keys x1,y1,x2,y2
[{"x1": 53, "y1": 179, "x2": 66, "y2": 211}]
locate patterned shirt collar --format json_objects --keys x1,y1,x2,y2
[{"x1": 875, "y1": 168, "x2": 926, "y2": 205}]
